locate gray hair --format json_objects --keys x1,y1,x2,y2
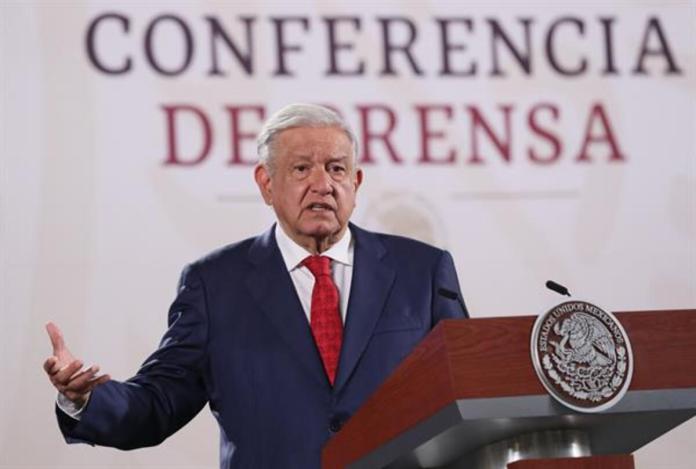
[{"x1": 256, "y1": 103, "x2": 359, "y2": 172}]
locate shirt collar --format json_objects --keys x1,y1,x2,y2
[{"x1": 275, "y1": 224, "x2": 353, "y2": 272}]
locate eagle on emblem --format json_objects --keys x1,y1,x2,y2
[{"x1": 550, "y1": 312, "x2": 616, "y2": 368}]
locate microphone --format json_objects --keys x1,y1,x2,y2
[
  {"x1": 438, "y1": 288, "x2": 468, "y2": 315},
  {"x1": 545, "y1": 280, "x2": 571, "y2": 297}
]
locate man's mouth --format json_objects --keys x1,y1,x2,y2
[{"x1": 307, "y1": 203, "x2": 333, "y2": 212}]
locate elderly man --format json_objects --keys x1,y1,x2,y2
[{"x1": 44, "y1": 103, "x2": 468, "y2": 468}]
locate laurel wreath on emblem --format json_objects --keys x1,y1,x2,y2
[{"x1": 541, "y1": 312, "x2": 628, "y2": 402}]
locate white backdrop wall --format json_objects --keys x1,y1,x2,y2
[{"x1": 1, "y1": 1, "x2": 694, "y2": 468}]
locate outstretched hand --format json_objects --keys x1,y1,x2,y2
[{"x1": 44, "y1": 322, "x2": 110, "y2": 407}]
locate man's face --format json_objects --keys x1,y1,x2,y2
[{"x1": 255, "y1": 126, "x2": 363, "y2": 253}]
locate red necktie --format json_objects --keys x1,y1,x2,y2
[{"x1": 303, "y1": 255, "x2": 343, "y2": 385}]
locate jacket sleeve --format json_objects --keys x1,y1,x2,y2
[
  {"x1": 431, "y1": 250, "x2": 469, "y2": 323},
  {"x1": 58, "y1": 264, "x2": 210, "y2": 449}
]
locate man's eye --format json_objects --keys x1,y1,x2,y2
[
  {"x1": 329, "y1": 164, "x2": 346, "y2": 173},
  {"x1": 294, "y1": 165, "x2": 308, "y2": 173}
]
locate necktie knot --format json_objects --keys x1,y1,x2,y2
[{"x1": 303, "y1": 255, "x2": 332, "y2": 278}]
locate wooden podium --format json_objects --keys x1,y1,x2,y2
[{"x1": 322, "y1": 309, "x2": 696, "y2": 469}]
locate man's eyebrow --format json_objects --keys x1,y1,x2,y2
[
  {"x1": 327, "y1": 155, "x2": 350, "y2": 162},
  {"x1": 288, "y1": 154, "x2": 313, "y2": 162}
]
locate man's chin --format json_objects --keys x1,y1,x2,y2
[{"x1": 301, "y1": 222, "x2": 344, "y2": 240}]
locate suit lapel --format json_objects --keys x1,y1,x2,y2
[
  {"x1": 245, "y1": 227, "x2": 328, "y2": 388},
  {"x1": 334, "y1": 225, "x2": 395, "y2": 393}
]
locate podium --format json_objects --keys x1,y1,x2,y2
[{"x1": 322, "y1": 309, "x2": 696, "y2": 469}]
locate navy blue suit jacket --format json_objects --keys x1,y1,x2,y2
[{"x1": 58, "y1": 224, "x2": 468, "y2": 468}]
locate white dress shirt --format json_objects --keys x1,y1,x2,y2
[{"x1": 274, "y1": 224, "x2": 354, "y2": 324}]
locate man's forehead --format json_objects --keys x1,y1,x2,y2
[
  {"x1": 275, "y1": 126, "x2": 351, "y2": 143},
  {"x1": 275, "y1": 127, "x2": 353, "y2": 156}
]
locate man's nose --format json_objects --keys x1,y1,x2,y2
[{"x1": 309, "y1": 168, "x2": 333, "y2": 193}]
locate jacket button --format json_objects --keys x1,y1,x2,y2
[{"x1": 329, "y1": 417, "x2": 343, "y2": 433}]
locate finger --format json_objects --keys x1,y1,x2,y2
[
  {"x1": 91, "y1": 374, "x2": 111, "y2": 386},
  {"x1": 43, "y1": 356, "x2": 64, "y2": 375},
  {"x1": 45, "y1": 322, "x2": 66, "y2": 355},
  {"x1": 43, "y1": 356, "x2": 58, "y2": 375},
  {"x1": 50, "y1": 359, "x2": 63, "y2": 374},
  {"x1": 83, "y1": 373, "x2": 111, "y2": 391},
  {"x1": 64, "y1": 366, "x2": 100, "y2": 393},
  {"x1": 51, "y1": 359, "x2": 83, "y2": 386},
  {"x1": 64, "y1": 374, "x2": 110, "y2": 402}
]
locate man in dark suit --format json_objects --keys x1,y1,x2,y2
[{"x1": 44, "y1": 103, "x2": 468, "y2": 468}]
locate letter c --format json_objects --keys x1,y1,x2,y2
[{"x1": 85, "y1": 13, "x2": 132, "y2": 75}]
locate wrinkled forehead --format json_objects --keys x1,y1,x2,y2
[{"x1": 272, "y1": 126, "x2": 356, "y2": 159}]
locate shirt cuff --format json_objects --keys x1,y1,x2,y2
[{"x1": 56, "y1": 392, "x2": 90, "y2": 420}]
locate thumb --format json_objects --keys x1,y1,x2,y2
[{"x1": 45, "y1": 322, "x2": 67, "y2": 355}]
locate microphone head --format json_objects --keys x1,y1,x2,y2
[
  {"x1": 437, "y1": 288, "x2": 459, "y2": 300},
  {"x1": 546, "y1": 280, "x2": 571, "y2": 297}
]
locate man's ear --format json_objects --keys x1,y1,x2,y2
[
  {"x1": 254, "y1": 164, "x2": 273, "y2": 205},
  {"x1": 353, "y1": 168, "x2": 364, "y2": 192}
]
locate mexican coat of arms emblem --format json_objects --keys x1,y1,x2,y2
[{"x1": 531, "y1": 300, "x2": 634, "y2": 412}]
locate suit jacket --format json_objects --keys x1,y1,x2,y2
[{"x1": 58, "y1": 223, "x2": 468, "y2": 468}]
